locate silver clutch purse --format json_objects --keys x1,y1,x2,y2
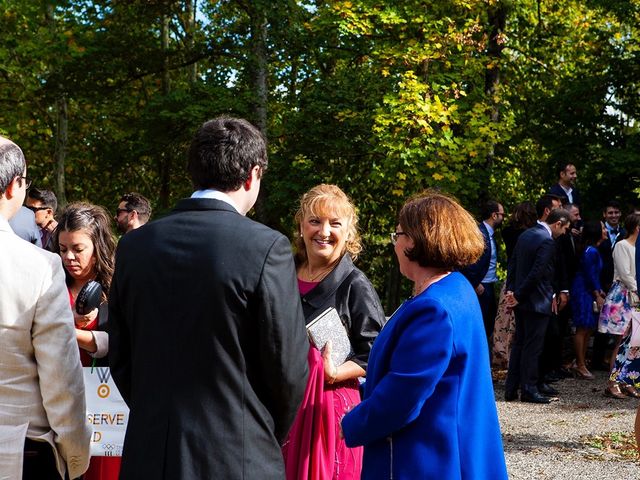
[{"x1": 306, "y1": 307, "x2": 354, "y2": 366}]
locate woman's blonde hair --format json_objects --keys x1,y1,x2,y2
[
  {"x1": 398, "y1": 189, "x2": 484, "y2": 269},
  {"x1": 293, "y1": 184, "x2": 362, "y2": 265}
]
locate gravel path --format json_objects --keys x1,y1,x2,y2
[{"x1": 495, "y1": 370, "x2": 639, "y2": 479}]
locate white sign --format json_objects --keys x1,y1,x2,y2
[{"x1": 83, "y1": 367, "x2": 129, "y2": 457}]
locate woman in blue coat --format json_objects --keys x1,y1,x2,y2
[{"x1": 341, "y1": 190, "x2": 508, "y2": 479}]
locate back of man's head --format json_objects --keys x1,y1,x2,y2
[
  {"x1": 536, "y1": 194, "x2": 562, "y2": 219},
  {"x1": 0, "y1": 137, "x2": 26, "y2": 195},
  {"x1": 546, "y1": 208, "x2": 570, "y2": 227},
  {"x1": 28, "y1": 187, "x2": 58, "y2": 213},
  {"x1": 120, "y1": 192, "x2": 152, "y2": 224},
  {"x1": 188, "y1": 117, "x2": 268, "y2": 192}
]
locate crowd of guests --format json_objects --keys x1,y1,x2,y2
[
  {"x1": 2, "y1": 118, "x2": 637, "y2": 480},
  {"x1": 1, "y1": 118, "x2": 511, "y2": 479},
  {"x1": 465, "y1": 162, "x2": 640, "y2": 405}
]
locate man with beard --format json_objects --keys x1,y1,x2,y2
[
  {"x1": 549, "y1": 162, "x2": 580, "y2": 206},
  {"x1": 114, "y1": 192, "x2": 152, "y2": 234},
  {"x1": 461, "y1": 200, "x2": 505, "y2": 349}
]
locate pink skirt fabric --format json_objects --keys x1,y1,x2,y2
[{"x1": 282, "y1": 345, "x2": 363, "y2": 480}]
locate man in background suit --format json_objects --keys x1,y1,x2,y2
[
  {"x1": 504, "y1": 208, "x2": 571, "y2": 404},
  {"x1": 0, "y1": 137, "x2": 90, "y2": 479},
  {"x1": 461, "y1": 200, "x2": 504, "y2": 349},
  {"x1": 8, "y1": 205, "x2": 42, "y2": 247},
  {"x1": 549, "y1": 161, "x2": 580, "y2": 206},
  {"x1": 109, "y1": 117, "x2": 309, "y2": 479},
  {"x1": 26, "y1": 187, "x2": 58, "y2": 251}
]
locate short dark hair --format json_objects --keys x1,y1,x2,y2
[
  {"x1": 603, "y1": 199, "x2": 621, "y2": 212},
  {"x1": 0, "y1": 138, "x2": 26, "y2": 194},
  {"x1": 120, "y1": 192, "x2": 151, "y2": 223},
  {"x1": 480, "y1": 200, "x2": 501, "y2": 221},
  {"x1": 398, "y1": 190, "x2": 485, "y2": 270},
  {"x1": 624, "y1": 213, "x2": 640, "y2": 235},
  {"x1": 546, "y1": 208, "x2": 570, "y2": 226},
  {"x1": 556, "y1": 161, "x2": 576, "y2": 178},
  {"x1": 535, "y1": 194, "x2": 562, "y2": 218},
  {"x1": 28, "y1": 187, "x2": 58, "y2": 212},
  {"x1": 187, "y1": 117, "x2": 268, "y2": 191}
]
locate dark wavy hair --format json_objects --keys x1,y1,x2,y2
[{"x1": 53, "y1": 202, "x2": 116, "y2": 300}]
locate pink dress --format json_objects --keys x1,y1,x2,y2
[{"x1": 281, "y1": 280, "x2": 363, "y2": 480}]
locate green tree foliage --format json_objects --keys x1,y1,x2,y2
[{"x1": 1, "y1": 0, "x2": 638, "y2": 309}]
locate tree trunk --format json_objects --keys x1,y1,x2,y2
[
  {"x1": 250, "y1": 10, "x2": 268, "y2": 135},
  {"x1": 249, "y1": 7, "x2": 269, "y2": 223},
  {"x1": 481, "y1": 2, "x2": 508, "y2": 202},
  {"x1": 159, "y1": 14, "x2": 171, "y2": 210},
  {"x1": 54, "y1": 95, "x2": 68, "y2": 208},
  {"x1": 185, "y1": 0, "x2": 198, "y2": 85},
  {"x1": 45, "y1": 4, "x2": 68, "y2": 207}
]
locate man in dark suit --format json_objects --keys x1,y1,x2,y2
[
  {"x1": 109, "y1": 117, "x2": 309, "y2": 479},
  {"x1": 504, "y1": 208, "x2": 571, "y2": 404},
  {"x1": 592, "y1": 200, "x2": 625, "y2": 370},
  {"x1": 461, "y1": 200, "x2": 504, "y2": 348},
  {"x1": 549, "y1": 161, "x2": 580, "y2": 206}
]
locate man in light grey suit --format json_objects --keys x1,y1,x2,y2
[{"x1": 0, "y1": 137, "x2": 91, "y2": 479}]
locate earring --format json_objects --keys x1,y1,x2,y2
[{"x1": 299, "y1": 232, "x2": 303, "y2": 237}]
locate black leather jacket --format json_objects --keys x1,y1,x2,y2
[{"x1": 300, "y1": 255, "x2": 385, "y2": 371}]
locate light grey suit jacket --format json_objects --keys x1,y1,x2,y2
[{"x1": 0, "y1": 217, "x2": 91, "y2": 479}]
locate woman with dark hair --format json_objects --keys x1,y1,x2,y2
[
  {"x1": 569, "y1": 221, "x2": 607, "y2": 379},
  {"x1": 599, "y1": 212, "x2": 640, "y2": 399},
  {"x1": 54, "y1": 202, "x2": 120, "y2": 479},
  {"x1": 492, "y1": 201, "x2": 538, "y2": 367},
  {"x1": 282, "y1": 184, "x2": 385, "y2": 480},
  {"x1": 341, "y1": 190, "x2": 507, "y2": 479}
]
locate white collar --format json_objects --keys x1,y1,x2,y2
[
  {"x1": 537, "y1": 220, "x2": 553, "y2": 238},
  {"x1": 191, "y1": 189, "x2": 240, "y2": 214}
]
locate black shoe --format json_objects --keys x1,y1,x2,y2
[
  {"x1": 543, "y1": 373, "x2": 561, "y2": 383},
  {"x1": 521, "y1": 390, "x2": 551, "y2": 404},
  {"x1": 505, "y1": 389, "x2": 518, "y2": 401},
  {"x1": 538, "y1": 383, "x2": 559, "y2": 396}
]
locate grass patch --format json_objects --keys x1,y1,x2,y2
[{"x1": 583, "y1": 432, "x2": 639, "y2": 460}]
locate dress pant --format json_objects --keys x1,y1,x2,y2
[
  {"x1": 505, "y1": 308, "x2": 550, "y2": 391},
  {"x1": 23, "y1": 438, "x2": 60, "y2": 480},
  {"x1": 539, "y1": 308, "x2": 569, "y2": 376},
  {"x1": 479, "y1": 282, "x2": 497, "y2": 360}
]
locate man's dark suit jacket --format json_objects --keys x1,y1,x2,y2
[
  {"x1": 549, "y1": 183, "x2": 581, "y2": 206},
  {"x1": 506, "y1": 224, "x2": 556, "y2": 315},
  {"x1": 109, "y1": 198, "x2": 309, "y2": 480},
  {"x1": 460, "y1": 222, "x2": 491, "y2": 288}
]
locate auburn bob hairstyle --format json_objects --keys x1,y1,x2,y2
[{"x1": 398, "y1": 190, "x2": 484, "y2": 270}]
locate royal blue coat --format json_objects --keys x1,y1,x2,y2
[{"x1": 341, "y1": 272, "x2": 508, "y2": 479}]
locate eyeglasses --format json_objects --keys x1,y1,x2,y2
[
  {"x1": 116, "y1": 208, "x2": 131, "y2": 216},
  {"x1": 25, "y1": 205, "x2": 49, "y2": 212},
  {"x1": 390, "y1": 231, "x2": 407, "y2": 246},
  {"x1": 19, "y1": 176, "x2": 33, "y2": 189}
]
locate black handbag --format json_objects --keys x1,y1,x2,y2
[{"x1": 76, "y1": 280, "x2": 103, "y2": 315}]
